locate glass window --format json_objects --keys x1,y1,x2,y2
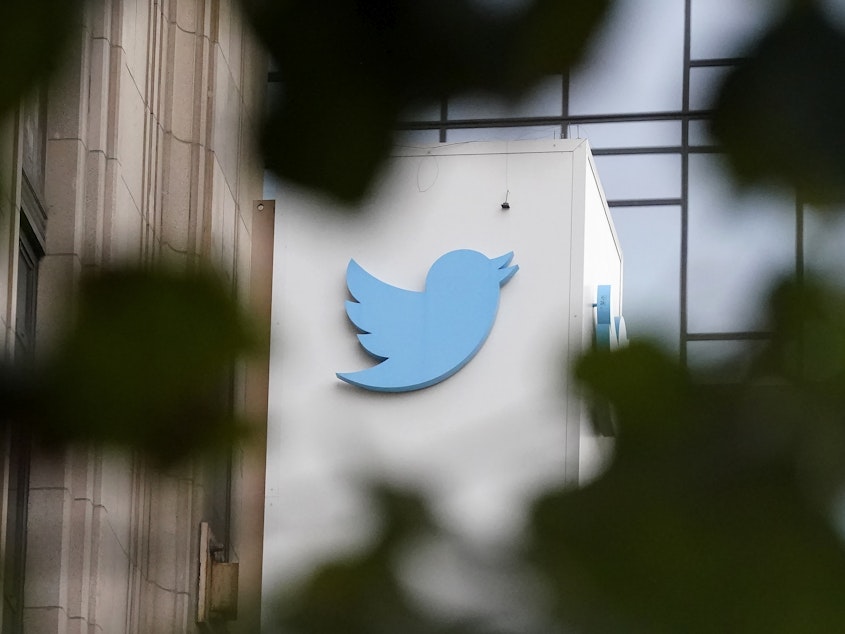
[
  {"x1": 610, "y1": 205, "x2": 681, "y2": 352},
  {"x1": 5, "y1": 215, "x2": 40, "y2": 632},
  {"x1": 687, "y1": 154, "x2": 795, "y2": 334},
  {"x1": 593, "y1": 154, "x2": 681, "y2": 201},
  {"x1": 569, "y1": 0, "x2": 684, "y2": 115},
  {"x1": 803, "y1": 205, "x2": 845, "y2": 286},
  {"x1": 689, "y1": 65, "x2": 733, "y2": 111},
  {"x1": 691, "y1": 0, "x2": 774, "y2": 60},
  {"x1": 14, "y1": 222, "x2": 41, "y2": 357},
  {"x1": 445, "y1": 125, "x2": 561, "y2": 143},
  {"x1": 15, "y1": 250, "x2": 31, "y2": 354},
  {"x1": 447, "y1": 76, "x2": 563, "y2": 120},
  {"x1": 686, "y1": 339, "x2": 766, "y2": 382},
  {"x1": 570, "y1": 121, "x2": 681, "y2": 150},
  {"x1": 21, "y1": 86, "x2": 47, "y2": 198},
  {"x1": 688, "y1": 119, "x2": 716, "y2": 147},
  {"x1": 394, "y1": 129, "x2": 441, "y2": 146}
]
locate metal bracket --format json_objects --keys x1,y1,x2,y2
[{"x1": 198, "y1": 522, "x2": 239, "y2": 623}]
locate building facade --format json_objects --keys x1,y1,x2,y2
[{"x1": 0, "y1": 0, "x2": 268, "y2": 631}]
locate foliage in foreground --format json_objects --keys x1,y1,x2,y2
[
  {"x1": 270, "y1": 275, "x2": 845, "y2": 633},
  {"x1": 1, "y1": 267, "x2": 255, "y2": 463},
  {"x1": 5, "y1": 1, "x2": 845, "y2": 205},
  {"x1": 3, "y1": 1, "x2": 845, "y2": 632}
]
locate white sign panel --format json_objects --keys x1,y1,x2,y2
[{"x1": 262, "y1": 139, "x2": 621, "y2": 591}]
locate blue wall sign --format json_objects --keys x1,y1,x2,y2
[
  {"x1": 595, "y1": 284, "x2": 627, "y2": 350},
  {"x1": 337, "y1": 249, "x2": 518, "y2": 392}
]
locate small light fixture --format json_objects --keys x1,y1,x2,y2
[{"x1": 501, "y1": 190, "x2": 510, "y2": 210}]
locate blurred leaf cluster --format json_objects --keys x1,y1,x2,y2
[
  {"x1": 712, "y1": 2, "x2": 845, "y2": 205},
  {"x1": 269, "y1": 486, "x2": 496, "y2": 634},
  {"x1": 537, "y1": 280, "x2": 845, "y2": 633},
  {"x1": 0, "y1": 0, "x2": 613, "y2": 461},
  {"x1": 1, "y1": 267, "x2": 255, "y2": 463},
  {"x1": 5, "y1": 0, "x2": 845, "y2": 632},
  {"x1": 272, "y1": 276, "x2": 845, "y2": 633},
  {"x1": 0, "y1": 0, "x2": 84, "y2": 115},
  {"x1": 244, "y1": 0, "x2": 610, "y2": 200}
]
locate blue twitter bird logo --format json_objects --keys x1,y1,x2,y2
[{"x1": 337, "y1": 249, "x2": 519, "y2": 392}]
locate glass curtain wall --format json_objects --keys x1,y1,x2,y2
[
  {"x1": 267, "y1": 0, "x2": 809, "y2": 369},
  {"x1": 394, "y1": 0, "x2": 788, "y2": 369}
]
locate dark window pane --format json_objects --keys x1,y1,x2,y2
[
  {"x1": 687, "y1": 339, "x2": 766, "y2": 382},
  {"x1": 803, "y1": 205, "x2": 845, "y2": 284},
  {"x1": 687, "y1": 154, "x2": 794, "y2": 333},
  {"x1": 447, "y1": 76, "x2": 563, "y2": 120},
  {"x1": 689, "y1": 65, "x2": 732, "y2": 111},
  {"x1": 394, "y1": 129, "x2": 441, "y2": 146}
]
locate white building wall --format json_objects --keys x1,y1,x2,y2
[
  {"x1": 263, "y1": 139, "x2": 622, "y2": 595},
  {"x1": 578, "y1": 153, "x2": 623, "y2": 481}
]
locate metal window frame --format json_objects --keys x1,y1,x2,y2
[{"x1": 265, "y1": 1, "x2": 797, "y2": 366}]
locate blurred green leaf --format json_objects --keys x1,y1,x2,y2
[
  {"x1": 529, "y1": 451, "x2": 845, "y2": 633},
  {"x1": 265, "y1": 275, "x2": 845, "y2": 633},
  {"x1": 507, "y1": 0, "x2": 610, "y2": 78},
  {"x1": 242, "y1": 0, "x2": 610, "y2": 202},
  {"x1": 525, "y1": 277, "x2": 845, "y2": 633},
  {"x1": 711, "y1": 4, "x2": 845, "y2": 204},
  {"x1": 2, "y1": 266, "x2": 256, "y2": 463},
  {"x1": 751, "y1": 276, "x2": 845, "y2": 503},
  {"x1": 0, "y1": 0, "x2": 83, "y2": 115},
  {"x1": 575, "y1": 342, "x2": 692, "y2": 444},
  {"x1": 10, "y1": 2, "x2": 845, "y2": 631},
  {"x1": 271, "y1": 486, "x2": 495, "y2": 634}
]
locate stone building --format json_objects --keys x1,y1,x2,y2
[{"x1": 0, "y1": 1, "x2": 269, "y2": 631}]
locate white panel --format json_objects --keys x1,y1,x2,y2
[
  {"x1": 583, "y1": 161, "x2": 623, "y2": 323},
  {"x1": 579, "y1": 156, "x2": 623, "y2": 482},
  {"x1": 262, "y1": 140, "x2": 622, "y2": 594}
]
